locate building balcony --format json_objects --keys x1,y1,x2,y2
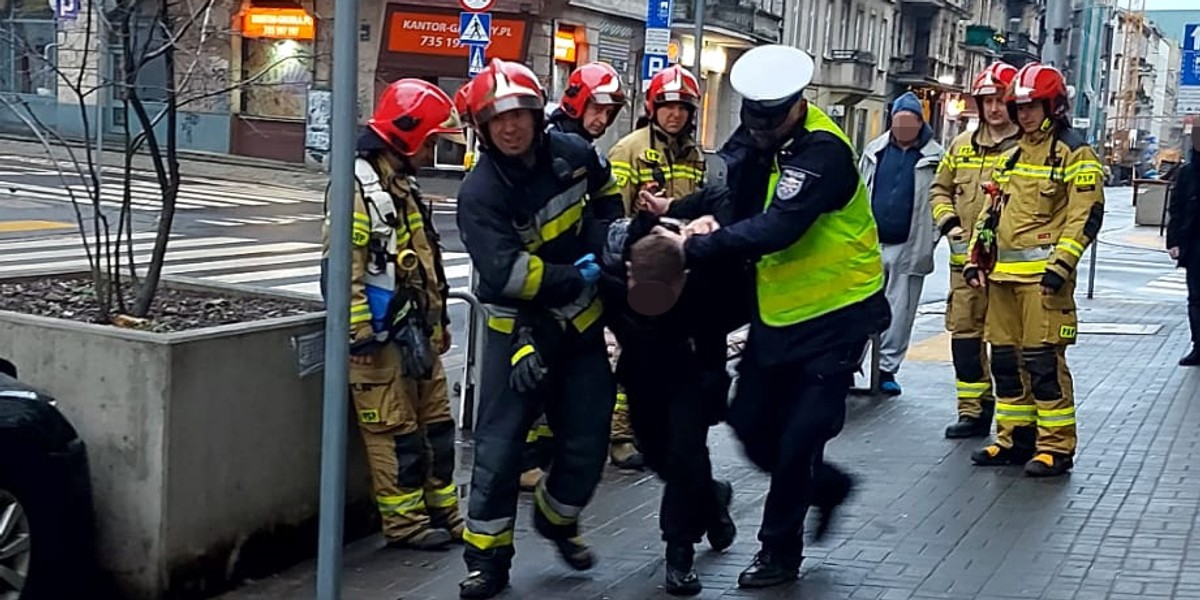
[
  {"x1": 1001, "y1": 31, "x2": 1039, "y2": 66},
  {"x1": 890, "y1": 55, "x2": 958, "y2": 89},
  {"x1": 673, "y1": 0, "x2": 783, "y2": 44},
  {"x1": 964, "y1": 24, "x2": 1004, "y2": 55},
  {"x1": 824, "y1": 50, "x2": 877, "y2": 95}
]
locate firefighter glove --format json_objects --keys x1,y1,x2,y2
[
  {"x1": 394, "y1": 319, "x2": 435, "y2": 379},
  {"x1": 509, "y1": 326, "x2": 548, "y2": 394},
  {"x1": 1041, "y1": 270, "x2": 1066, "y2": 293},
  {"x1": 575, "y1": 253, "x2": 601, "y2": 285},
  {"x1": 963, "y1": 265, "x2": 983, "y2": 288}
]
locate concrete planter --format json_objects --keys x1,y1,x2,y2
[{"x1": 0, "y1": 276, "x2": 374, "y2": 599}]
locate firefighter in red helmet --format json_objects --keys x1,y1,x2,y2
[
  {"x1": 545, "y1": 61, "x2": 627, "y2": 142},
  {"x1": 453, "y1": 58, "x2": 623, "y2": 599},
  {"x1": 929, "y1": 61, "x2": 1021, "y2": 440},
  {"x1": 320, "y1": 79, "x2": 465, "y2": 550},
  {"x1": 964, "y1": 63, "x2": 1105, "y2": 477}
]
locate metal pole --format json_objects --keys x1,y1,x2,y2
[
  {"x1": 94, "y1": 25, "x2": 104, "y2": 162},
  {"x1": 316, "y1": 0, "x2": 359, "y2": 596},
  {"x1": 693, "y1": 0, "x2": 704, "y2": 142},
  {"x1": 1086, "y1": 238, "x2": 1098, "y2": 300}
]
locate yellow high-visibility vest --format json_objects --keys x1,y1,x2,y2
[{"x1": 756, "y1": 105, "x2": 885, "y2": 326}]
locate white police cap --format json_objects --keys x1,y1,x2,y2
[{"x1": 730, "y1": 45, "x2": 815, "y2": 104}]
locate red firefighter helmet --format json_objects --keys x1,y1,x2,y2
[
  {"x1": 559, "y1": 62, "x2": 626, "y2": 121},
  {"x1": 644, "y1": 65, "x2": 701, "y2": 116},
  {"x1": 971, "y1": 62, "x2": 1017, "y2": 97},
  {"x1": 1006, "y1": 62, "x2": 1069, "y2": 117},
  {"x1": 466, "y1": 58, "x2": 546, "y2": 126},
  {"x1": 454, "y1": 80, "x2": 474, "y2": 126},
  {"x1": 367, "y1": 79, "x2": 463, "y2": 156}
]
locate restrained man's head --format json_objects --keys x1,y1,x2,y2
[{"x1": 626, "y1": 232, "x2": 687, "y2": 316}]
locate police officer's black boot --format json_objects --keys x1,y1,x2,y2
[
  {"x1": 706, "y1": 480, "x2": 736, "y2": 552},
  {"x1": 812, "y1": 466, "x2": 855, "y2": 543},
  {"x1": 459, "y1": 569, "x2": 509, "y2": 599},
  {"x1": 737, "y1": 549, "x2": 800, "y2": 588},
  {"x1": 664, "y1": 542, "x2": 702, "y2": 596},
  {"x1": 1180, "y1": 347, "x2": 1200, "y2": 366}
]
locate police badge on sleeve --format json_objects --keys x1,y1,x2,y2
[{"x1": 775, "y1": 167, "x2": 815, "y2": 200}]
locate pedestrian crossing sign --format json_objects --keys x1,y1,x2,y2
[
  {"x1": 467, "y1": 43, "x2": 487, "y2": 76},
  {"x1": 459, "y1": 12, "x2": 491, "y2": 44}
]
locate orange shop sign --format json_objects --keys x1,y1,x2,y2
[
  {"x1": 387, "y1": 11, "x2": 525, "y2": 60},
  {"x1": 243, "y1": 8, "x2": 315, "y2": 40}
]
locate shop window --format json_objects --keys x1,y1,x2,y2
[
  {"x1": 0, "y1": 0, "x2": 56, "y2": 95},
  {"x1": 241, "y1": 37, "x2": 313, "y2": 120}
]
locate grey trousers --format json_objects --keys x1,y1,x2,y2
[{"x1": 879, "y1": 243, "x2": 926, "y2": 375}]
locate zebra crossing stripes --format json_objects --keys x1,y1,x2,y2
[
  {"x1": 0, "y1": 232, "x2": 473, "y2": 299},
  {"x1": 1140, "y1": 271, "x2": 1189, "y2": 298},
  {"x1": 0, "y1": 158, "x2": 324, "y2": 211}
]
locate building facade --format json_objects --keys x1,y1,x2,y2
[{"x1": 1106, "y1": 9, "x2": 1180, "y2": 174}]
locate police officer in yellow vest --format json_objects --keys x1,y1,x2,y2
[
  {"x1": 321, "y1": 79, "x2": 464, "y2": 550},
  {"x1": 656, "y1": 45, "x2": 891, "y2": 589}
]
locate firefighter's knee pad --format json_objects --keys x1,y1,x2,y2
[
  {"x1": 393, "y1": 430, "x2": 428, "y2": 488},
  {"x1": 1024, "y1": 346, "x2": 1062, "y2": 401},
  {"x1": 426, "y1": 420, "x2": 456, "y2": 481},
  {"x1": 991, "y1": 346, "x2": 1023, "y2": 399},
  {"x1": 951, "y1": 337, "x2": 987, "y2": 382}
]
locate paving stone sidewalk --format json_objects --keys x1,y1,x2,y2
[{"x1": 217, "y1": 297, "x2": 1200, "y2": 600}]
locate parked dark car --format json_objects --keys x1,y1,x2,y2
[{"x1": 0, "y1": 359, "x2": 96, "y2": 600}]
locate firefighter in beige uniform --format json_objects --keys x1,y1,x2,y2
[
  {"x1": 322, "y1": 79, "x2": 465, "y2": 547},
  {"x1": 929, "y1": 62, "x2": 1021, "y2": 439},
  {"x1": 605, "y1": 65, "x2": 707, "y2": 469},
  {"x1": 964, "y1": 63, "x2": 1105, "y2": 478}
]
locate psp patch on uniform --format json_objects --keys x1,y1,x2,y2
[
  {"x1": 1075, "y1": 171, "x2": 1098, "y2": 192},
  {"x1": 775, "y1": 167, "x2": 817, "y2": 200}
]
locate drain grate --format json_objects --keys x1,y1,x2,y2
[{"x1": 1079, "y1": 322, "x2": 1163, "y2": 335}]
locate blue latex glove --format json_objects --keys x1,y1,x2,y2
[{"x1": 575, "y1": 253, "x2": 600, "y2": 285}]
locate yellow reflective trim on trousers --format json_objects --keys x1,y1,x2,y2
[
  {"x1": 350, "y1": 303, "x2": 372, "y2": 324},
  {"x1": 614, "y1": 391, "x2": 628, "y2": 411},
  {"x1": 511, "y1": 344, "x2": 535, "y2": 366},
  {"x1": 995, "y1": 402, "x2": 1036, "y2": 423},
  {"x1": 1037, "y1": 406, "x2": 1076, "y2": 427},
  {"x1": 463, "y1": 528, "x2": 514, "y2": 550},
  {"x1": 487, "y1": 315, "x2": 515, "y2": 333},
  {"x1": 378, "y1": 490, "x2": 426, "y2": 515},
  {"x1": 425, "y1": 483, "x2": 458, "y2": 509},
  {"x1": 957, "y1": 381, "x2": 991, "y2": 399},
  {"x1": 534, "y1": 484, "x2": 578, "y2": 526},
  {"x1": 1057, "y1": 238, "x2": 1085, "y2": 258}
]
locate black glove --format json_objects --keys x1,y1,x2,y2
[
  {"x1": 1041, "y1": 269, "x2": 1066, "y2": 293},
  {"x1": 394, "y1": 319, "x2": 434, "y2": 380},
  {"x1": 509, "y1": 326, "x2": 548, "y2": 394},
  {"x1": 963, "y1": 265, "x2": 983, "y2": 287}
]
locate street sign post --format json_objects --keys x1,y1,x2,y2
[
  {"x1": 641, "y1": 0, "x2": 673, "y2": 90},
  {"x1": 1180, "y1": 23, "x2": 1200, "y2": 115}
]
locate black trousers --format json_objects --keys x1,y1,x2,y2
[
  {"x1": 463, "y1": 326, "x2": 615, "y2": 573},
  {"x1": 727, "y1": 339, "x2": 864, "y2": 564},
  {"x1": 1187, "y1": 256, "x2": 1200, "y2": 345},
  {"x1": 624, "y1": 356, "x2": 729, "y2": 545}
]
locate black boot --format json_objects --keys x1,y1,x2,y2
[
  {"x1": 812, "y1": 467, "x2": 854, "y2": 543},
  {"x1": 944, "y1": 415, "x2": 991, "y2": 439},
  {"x1": 1024, "y1": 452, "x2": 1074, "y2": 477},
  {"x1": 459, "y1": 570, "x2": 509, "y2": 599},
  {"x1": 664, "y1": 542, "x2": 702, "y2": 596},
  {"x1": 1180, "y1": 347, "x2": 1200, "y2": 367},
  {"x1": 970, "y1": 443, "x2": 1032, "y2": 466},
  {"x1": 532, "y1": 496, "x2": 596, "y2": 571},
  {"x1": 737, "y1": 550, "x2": 800, "y2": 589},
  {"x1": 706, "y1": 480, "x2": 736, "y2": 552},
  {"x1": 385, "y1": 527, "x2": 453, "y2": 551}
]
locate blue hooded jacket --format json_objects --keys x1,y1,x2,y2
[{"x1": 870, "y1": 92, "x2": 934, "y2": 245}]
